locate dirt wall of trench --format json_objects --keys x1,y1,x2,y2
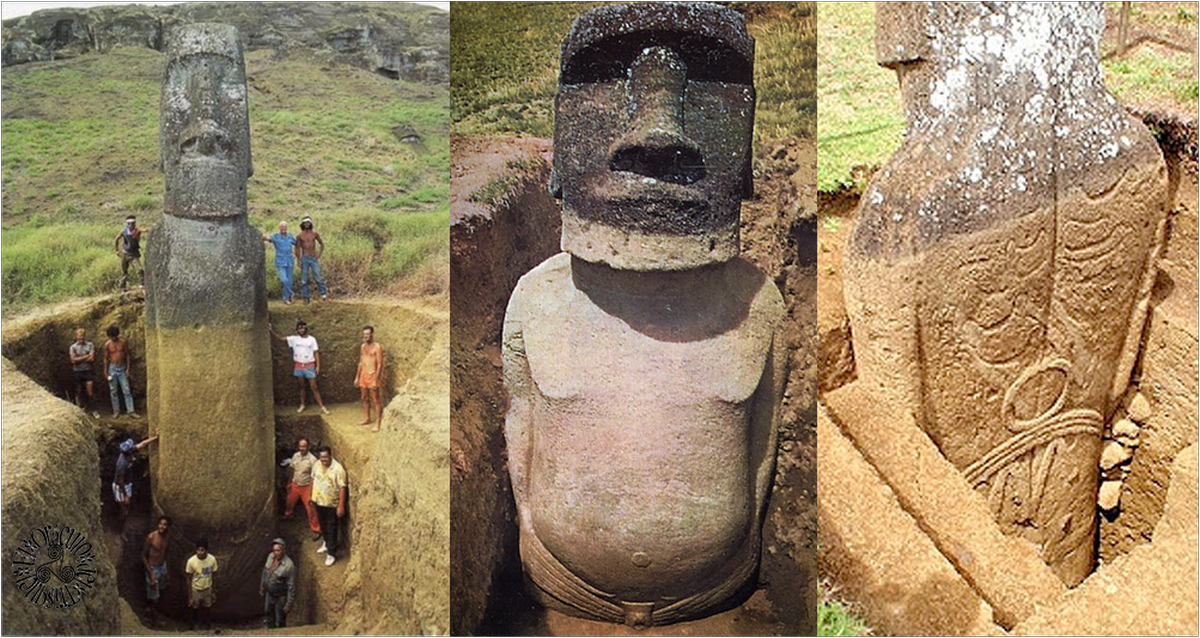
[{"x1": 1, "y1": 357, "x2": 120, "y2": 635}]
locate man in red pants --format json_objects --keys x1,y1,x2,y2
[{"x1": 279, "y1": 437, "x2": 321, "y2": 539}]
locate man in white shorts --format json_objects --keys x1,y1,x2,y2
[{"x1": 270, "y1": 320, "x2": 329, "y2": 414}]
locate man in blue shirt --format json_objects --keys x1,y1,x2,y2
[{"x1": 263, "y1": 221, "x2": 298, "y2": 304}]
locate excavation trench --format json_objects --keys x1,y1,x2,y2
[{"x1": 2, "y1": 296, "x2": 450, "y2": 635}]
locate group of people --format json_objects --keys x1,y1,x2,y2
[
  {"x1": 263, "y1": 216, "x2": 329, "y2": 304},
  {"x1": 71, "y1": 316, "x2": 386, "y2": 430},
  {"x1": 129, "y1": 438, "x2": 350, "y2": 629},
  {"x1": 112, "y1": 215, "x2": 330, "y2": 304},
  {"x1": 70, "y1": 325, "x2": 139, "y2": 419},
  {"x1": 270, "y1": 320, "x2": 387, "y2": 431}
]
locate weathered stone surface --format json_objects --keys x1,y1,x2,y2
[
  {"x1": 1016, "y1": 444, "x2": 1199, "y2": 636},
  {"x1": 1127, "y1": 393, "x2": 1152, "y2": 424},
  {"x1": 144, "y1": 23, "x2": 274, "y2": 620},
  {"x1": 1097, "y1": 480, "x2": 1123, "y2": 511},
  {"x1": 816, "y1": 405, "x2": 999, "y2": 636},
  {"x1": 1, "y1": 3, "x2": 448, "y2": 83},
  {"x1": 1100, "y1": 440, "x2": 1132, "y2": 470},
  {"x1": 1, "y1": 358, "x2": 119, "y2": 635},
  {"x1": 1112, "y1": 417, "x2": 1139, "y2": 440},
  {"x1": 823, "y1": 382, "x2": 1062, "y2": 629},
  {"x1": 503, "y1": 4, "x2": 787, "y2": 626},
  {"x1": 844, "y1": 2, "x2": 1168, "y2": 586}
]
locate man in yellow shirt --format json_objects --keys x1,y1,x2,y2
[
  {"x1": 184, "y1": 539, "x2": 218, "y2": 628},
  {"x1": 311, "y1": 446, "x2": 347, "y2": 567}
]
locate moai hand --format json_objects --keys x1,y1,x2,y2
[
  {"x1": 503, "y1": 3, "x2": 786, "y2": 626},
  {"x1": 845, "y1": 2, "x2": 1168, "y2": 586}
]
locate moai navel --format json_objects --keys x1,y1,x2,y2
[
  {"x1": 502, "y1": 3, "x2": 786, "y2": 626},
  {"x1": 844, "y1": 2, "x2": 1168, "y2": 586},
  {"x1": 146, "y1": 23, "x2": 275, "y2": 616}
]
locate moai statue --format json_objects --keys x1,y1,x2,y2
[
  {"x1": 145, "y1": 23, "x2": 275, "y2": 617},
  {"x1": 844, "y1": 2, "x2": 1167, "y2": 586},
  {"x1": 502, "y1": 3, "x2": 786, "y2": 627}
]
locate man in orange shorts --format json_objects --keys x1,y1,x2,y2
[
  {"x1": 355, "y1": 325, "x2": 384, "y2": 431},
  {"x1": 279, "y1": 437, "x2": 321, "y2": 539}
]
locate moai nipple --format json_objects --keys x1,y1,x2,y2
[{"x1": 609, "y1": 47, "x2": 704, "y2": 185}]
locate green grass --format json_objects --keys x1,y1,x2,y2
[
  {"x1": 816, "y1": 2, "x2": 903, "y2": 193},
  {"x1": 1103, "y1": 44, "x2": 1199, "y2": 112},
  {"x1": 818, "y1": 597, "x2": 869, "y2": 637},
  {"x1": 451, "y1": 2, "x2": 816, "y2": 145},
  {"x1": 2, "y1": 31, "x2": 449, "y2": 312}
]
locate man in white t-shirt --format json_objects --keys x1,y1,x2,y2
[{"x1": 270, "y1": 320, "x2": 329, "y2": 414}]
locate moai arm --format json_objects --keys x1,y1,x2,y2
[
  {"x1": 750, "y1": 328, "x2": 786, "y2": 524},
  {"x1": 501, "y1": 294, "x2": 533, "y2": 526}
]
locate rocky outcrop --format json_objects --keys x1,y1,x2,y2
[{"x1": 1, "y1": 2, "x2": 448, "y2": 83}]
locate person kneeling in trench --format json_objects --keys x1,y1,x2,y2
[
  {"x1": 260, "y1": 538, "x2": 296, "y2": 628},
  {"x1": 312, "y1": 446, "x2": 347, "y2": 567},
  {"x1": 185, "y1": 538, "x2": 219, "y2": 629}
]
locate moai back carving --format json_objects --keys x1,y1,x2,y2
[
  {"x1": 502, "y1": 3, "x2": 786, "y2": 626},
  {"x1": 844, "y1": 2, "x2": 1168, "y2": 585}
]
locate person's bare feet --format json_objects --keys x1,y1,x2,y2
[
  {"x1": 359, "y1": 419, "x2": 372, "y2": 426},
  {"x1": 372, "y1": 423, "x2": 380, "y2": 433}
]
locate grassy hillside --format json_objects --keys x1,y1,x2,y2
[
  {"x1": 451, "y1": 2, "x2": 816, "y2": 147},
  {"x1": 818, "y1": 2, "x2": 1199, "y2": 192},
  {"x1": 2, "y1": 39, "x2": 449, "y2": 313}
]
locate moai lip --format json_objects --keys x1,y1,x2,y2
[
  {"x1": 844, "y1": 2, "x2": 1168, "y2": 587},
  {"x1": 504, "y1": 3, "x2": 787, "y2": 626},
  {"x1": 145, "y1": 23, "x2": 275, "y2": 620}
]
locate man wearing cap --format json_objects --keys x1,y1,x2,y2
[
  {"x1": 260, "y1": 538, "x2": 296, "y2": 628},
  {"x1": 113, "y1": 435, "x2": 158, "y2": 538},
  {"x1": 263, "y1": 221, "x2": 298, "y2": 304},
  {"x1": 295, "y1": 216, "x2": 328, "y2": 304}
]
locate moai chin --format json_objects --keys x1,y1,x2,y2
[
  {"x1": 146, "y1": 23, "x2": 275, "y2": 618},
  {"x1": 844, "y1": 2, "x2": 1168, "y2": 586},
  {"x1": 503, "y1": 3, "x2": 786, "y2": 626}
]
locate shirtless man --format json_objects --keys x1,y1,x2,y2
[
  {"x1": 354, "y1": 326, "x2": 384, "y2": 431},
  {"x1": 142, "y1": 516, "x2": 171, "y2": 612},
  {"x1": 295, "y1": 217, "x2": 328, "y2": 304},
  {"x1": 103, "y1": 325, "x2": 138, "y2": 418}
]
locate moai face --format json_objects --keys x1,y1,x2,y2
[
  {"x1": 550, "y1": 3, "x2": 755, "y2": 270},
  {"x1": 161, "y1": 23, "x2": 252, "y2": 219}
]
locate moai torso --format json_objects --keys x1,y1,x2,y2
[
  {"x1": 145, "y1": 23, "x2": 275, "y2": 617},
  {"x1": 845, "y1": 2, "x2": 1167, "y2": 585},
  {"x1": 503, "y1": 4, "x2": 785, "y2": 626}
]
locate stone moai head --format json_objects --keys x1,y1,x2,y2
[
  {"x1": 161, "y1": 23, "x2": 252, "y2": 219},
  {"x1": 550, "y1": 3, "x2": 755, "y2": 271}
]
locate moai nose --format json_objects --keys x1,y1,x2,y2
[{"x1": 609, "y1": 46, "x2": 705, "y2": 184}]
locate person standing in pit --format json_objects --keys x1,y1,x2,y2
[
  {"x1": 295, "y1": 217, "x2": 328, "y2": 304},
  {"x1": 269, "y1": 320, "x2": 330, "y2": 414},
  {"x1": 141, "y1": 515, "x2": 171, "y2": 614},
  {"x1": 113, "y1": 436, "x2": 157, "y2": 539},
  {"x1": 263, "y1": 220, "x2": 298, "y2": 304},
  {"x1": 69, "y1": 328, "x2": 101, "y2": 418},
  {"x1": 355, "y1": 325, "x2": 384, "y2": 431},
  {"x1": 311, "y1": 446, "x2": 347, "y2": 567},
  {"x1": 185, "y1": 538, "x2": 218, "y2": 629},
  {"x1": 102, "y1": 325, "x2": 139, "y2": 418},
  {"x1": 260, "y1": 538, "x2": 296, "y2": 629},
  {"x1": 280, "y1": 437, "x2": 322, "y2": 539}
]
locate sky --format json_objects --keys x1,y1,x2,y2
[{"x1": 1, "y1": 0, "x2": 450, "y2": 21}]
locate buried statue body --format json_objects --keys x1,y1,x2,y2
[
  {"x1": 837, "y1": 0, "x2": 1168, "y2": 614},
  {"x1": 502, "y1": 3, "x2": 786, "y2": 628},
  {"x1": 144, "y1": 23, "x2": 276, "y2": 619}
]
